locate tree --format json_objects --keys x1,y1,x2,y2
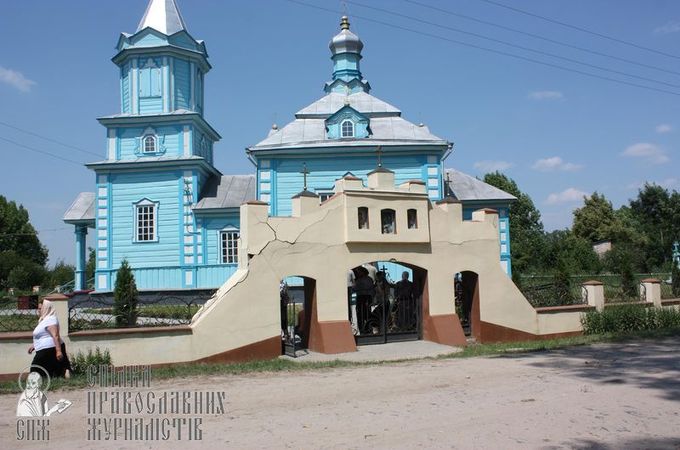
[
  {"x1": 672, "y1": 261, "x2": 680, "y2": 298},
  {"x1": 483, "y1": 172, "x2": 544, "y2": 275},
  {"x1": 629, "y1": 183, "x2": 677, "y2": 270},
  {"x1": 0, "y1": 196, "x2": 48, "y2": 266},
  {"x1": 47, "y1": 261, "x2": 75, "y2": 290},
  {"x1": 541, "y1": 230, "x2": 601, "y2": 274},
  {"x1": 113, "y1": 260, "x2": 138, "y2": 327},
  {"x1": 572, "y1": 192, "x2": 620, "y2": 243},
  {"x1": 86, "y1": 247, "x2": 96, "y2": 283}
]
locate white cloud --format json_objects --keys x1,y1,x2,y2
[
  {"x1": 654, "y1": 21, "x2": 680, "y2": 34},
  {"x1": 655, "y1": 124, "x2": 672, "y2": 133},
  {"x1": 473, "y1": 160, "x2": 514, "y2": 172},
  {"x1": 0, "y1": 65, "x2": 35, "y2": 92},
  {"x1": 528, "y1": 90, "x2": 564, "y2": 101},
  {"x1": 621, "y1": 142, "x2": 669, "y2": 164},
  {"x1": 531, "y1": 156, "x2": 582, "y2": 172},
  {"x1": 546, "y1": 188, "x2": 588, "y2": 205}
]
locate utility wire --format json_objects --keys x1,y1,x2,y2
[
  {"x1": 477, "y1": 0, "x2": 680, "y2": 60},
  {"x1": 0, "y1": 120, "x2": 101, "y2": 158},
  {"x1": 0, "y1": 228, "x2": 70, "y2": 237},
  {"x1": 346, "y1": 0, "x2": 680, "y2": 89},
  {"x1": 404, "y1": 0, "x2": 680, "y2": 77},
  {"x1": 0, "y1": 136, "x2": 86, "y2": 166},
  {"x1": 284, "y1": 0, "x2": 680, "y2": 97}
]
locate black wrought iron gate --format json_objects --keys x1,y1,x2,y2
[{"x1": 354, "y1": 275, "x2": 421, "y2": 345}]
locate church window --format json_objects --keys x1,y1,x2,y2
[
  {"x1": 139, "y1": 58, "x2": 161, "y2": 98},
  {"x1": 220, "y1": 230, "x2": 239, "y2": 264},
  {"x1": 341, "y1": 119, "x2": 354, "y2": 138},
  {"x1": 407, "y1": 209, "x2": 418, "y2": 229},
  {"x1": 134, "y1": 200, "x2": 157, "y2": 242},
  {"x1": 143, "y1": 135, "x2": 157, "y2": 153},
  {"x1": 358, "y1": 207, "x2": 369, "y2": 229},
  {"x1": 381, "y1": 209, "x2": 396, "y2": 234}
]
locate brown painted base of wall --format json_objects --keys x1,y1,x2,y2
[
  {"x1": 423, "y1": 314, "x2": 467, "y2": 347},
  {"x1": 0, "y1": 336, "x2": 282, "y2": 383},
  {"x1": 478, "y1": 321, "x2": 582, "y2": 343},
  {"x1": 308, "y1": 320, "x2": 357, "y2": 354},
  {"x1": 193, "y1": 336, "x2": 281, "y2": 364}
]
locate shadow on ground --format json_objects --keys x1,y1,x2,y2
[
  {"x1": 544, "y1": 437, "x2": 680, "y2": 450},
  {"x1": 499, "y1": 337, "x2": 680, "y2": 402}
]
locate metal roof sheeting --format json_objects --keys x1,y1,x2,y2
[
  {"x1": 63, "y1": 192, "x2": 95, "y2": 223},
  {"x1": 137, "y1": 0, "x2": 187, "y2": 35},
  {"x1": 296, "y1": 92, "x2": 399, "y2": 118},
  {"x1": 445, "y1": 169, "x2": 516, "y2": 202},
  {"x1": 194, "y1": 175, "x2": 256, "y2": 210}
]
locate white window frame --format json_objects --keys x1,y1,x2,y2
[
  {"x1": 143, "y1": 134, "x2": 157, "y2": 153},
  {"x1": 316, "y1": 189, "x2": 334, "y2": 203},
  {"x1": 340, "y1": 119, "x2": 354, "y2": 138},
  {"x1": 134, "y1": 199, "x2": 158, "y2": 242},
  {"x1": 220, "y1": 229, "x2": 239, "y2": 264}
]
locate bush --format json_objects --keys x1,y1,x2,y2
[
  {"x1": 70, "y1": 347, "x2": 112, "y2": 375},
  {"x1": 113, "y1": 259, "x2": 138, "y2": 327},
  {"x1": 672, "y1": 262, "x2": 680, "y2": 298},
  {"x1": 581, "y1": 305, "x2": 680, "y2": 335}
]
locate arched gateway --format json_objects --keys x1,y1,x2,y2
[{"x1": 167, "y1": 166, "x2": 585, "y2": 366}]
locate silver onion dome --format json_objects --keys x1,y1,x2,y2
[{"x1": 329, "y1": 16, "x2": 364, "y2": 55}]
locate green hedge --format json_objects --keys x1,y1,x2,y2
[{"x1": 581, "y1": 304, "x2": 680, "y2": 335}]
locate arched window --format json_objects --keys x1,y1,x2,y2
[
  {"x1": 358, "y1": 207, "x2": 369, "y2": 229},
  {"x1": 143, "y1": 135, "x2": 156, "y2": 153},
  {"x1": 407, "y1": 209, "x2": 418, "y2": 229},
  {"x1": 381, "y1": 209, "x2": 396, "y2": 234},
  {"x1": 341, "y1": 119, "x2": 354, "y2": 138}
]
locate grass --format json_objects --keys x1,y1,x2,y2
[
  {"x1": 2, "y1": 328, "x2": 679, "y2": 395},
  {"x1": 82, "y1": 304, "x2": 200, "y2": 320}
]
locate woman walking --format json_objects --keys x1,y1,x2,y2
[{"x1": 28, "y1": 299, "x2": 72, "y2": 379}]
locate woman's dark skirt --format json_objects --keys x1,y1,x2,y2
[{"x1": 31, "y1": 343, "x2": 71, "y2": 378}]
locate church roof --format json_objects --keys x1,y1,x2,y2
[
  {"x1": 296, "y1": 92, "x2": 400, "y2": 118},
  {"x1": 137, "y1": 0, "x2": 187, "y2": 35},
  {"x1": 445, "y1": 169, "x2": 516, "y2": 203},
  {"x1": 250, "y1": 115, "x2": 445, "y2": 151},
  {"x1": 63, "y1": 192, "x2": 95, "y2": 224},
  {"x1": 194, "y1": 175, "x2": 256, "y2": 211}
]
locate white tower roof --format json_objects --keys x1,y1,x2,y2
[{"x1": 137, "y1": 0, "x2": 187, "y2": 35}]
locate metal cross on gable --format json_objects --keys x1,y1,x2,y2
[
  {"x1": 300, "y1": 162, "x2": 310, "y2": 191},
  {"x1": 376, "y1": 146, "x2": 383, "y2": 168}
]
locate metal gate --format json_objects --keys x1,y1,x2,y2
[{"x1": 353, "y1": 268, "x2": 421, "y2": 345}]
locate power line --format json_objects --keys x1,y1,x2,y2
[
  {"x1": 404, "y1": 0, "x2": 680, "y2": 77},
  {"x1": 284, "y1": 0, "x2": 680, "y2": 97},
  {"x1": 346, "y1": 0, "x2": 680, "y2": 89},
  {"x1": 0, "y1": 228, "x2": 70, "y2": 237},
  {"x1": 0, "y1": 136, "x2": 86, "y2": 166},
  {"x1": 0, "y1": 120, "x2": 101, "y2": 158},
  {"x1": 477, "y1": 0, "x2": 680, "y2": 60}
]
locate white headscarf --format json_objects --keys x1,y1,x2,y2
[{"x1": 39, "y1": 299, "x2": 57, "y2": 321}]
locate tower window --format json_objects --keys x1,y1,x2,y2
[
  {"x1": 341, "y1": 120, "x2": 354, "y2": 138},
  {"x1": 407, "y1": 209, "x2": 418, "y2": 229},
  {"x1": 220, "y1": 230, "x2": 239, "y2": 264},
  {"x1": 143, "y1": 135, "x2": 156, "y2": 153},
  {"x1": 381, "y1": 209, "x2": 396, "y2": 234},
  {"x1": 134, "y1": 200, "x2": 157, "y2": 242},
  {"x1": 358, "y1": 207, "x2": 369, "y2": 229}
]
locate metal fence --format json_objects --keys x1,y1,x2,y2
[
  {"x1": 68, "y1": 294, "x2": 202, "y2": 331},
  {"x1": 0, "y1": 296, "x2": 39, "y2": 332}
]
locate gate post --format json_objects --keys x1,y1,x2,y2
[
  {"x1": 640, "y1": 278, "x2": 662, "y2": 307},
  {"x1": 582, "y1": 280, "x2": 605, "y2": 312}
]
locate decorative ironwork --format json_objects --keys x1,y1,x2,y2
[
  {"x1": 0, "y1": 296, "x2": 39, "y2": 332},
  {"x1": 68, "y1": 294, "x2": 202, "y2": 331}
]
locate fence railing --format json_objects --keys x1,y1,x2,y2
[
  {"x1": 68, "y1": 294, "x2": 202, "y2": 332},
  {"x1": 0, "y1": 296, "x2": 40, "y2": 332}
]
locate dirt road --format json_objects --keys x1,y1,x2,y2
[{"x1": 2, "y1": 338, "x2": 679, "y2": 449}]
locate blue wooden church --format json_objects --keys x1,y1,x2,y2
[{"x1": 63, "y1": 0, "x2": 515, "y2": 295}]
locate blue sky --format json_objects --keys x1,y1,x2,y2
[{"x1": 0, "y1": 0, "x2": 678, "y2": 265}]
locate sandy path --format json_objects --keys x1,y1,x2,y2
[{"x1": 1, "y1": 338, "x2": 679, "y2": 449}]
